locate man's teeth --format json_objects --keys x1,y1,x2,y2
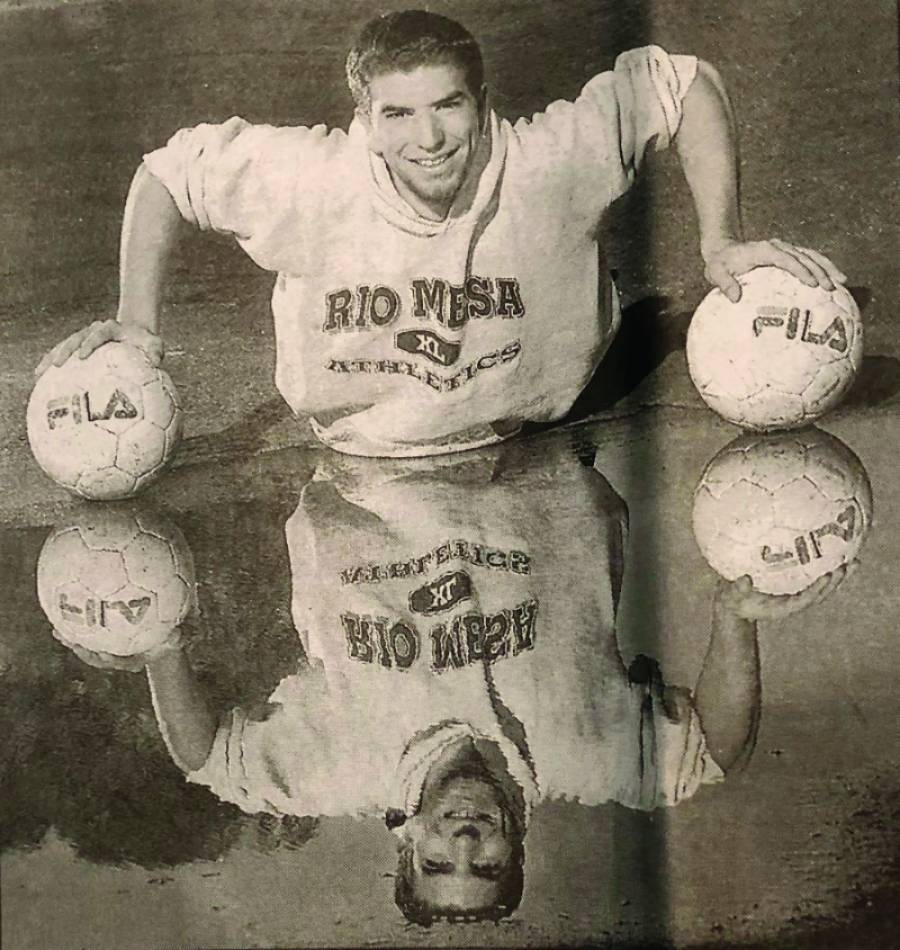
[{"x1": 414, "y1": 154, "x2": 451, "y2": 167}]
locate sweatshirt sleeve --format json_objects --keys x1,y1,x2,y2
[
  {"x1": 185, "y1": 700, "x2": 322, "y2": 817},
  {"x1": 512, "y1": 45, "x2": 698, "y2": 223},
  {"x1": 637, "y1": 678, "x2": 725, "y2": 808},
  {"x1": 184, "y1": 707, "x2": 279, "y2": 814},
  {"x1": 142, "y1": 116, "x2": 351, "y2": 271}
]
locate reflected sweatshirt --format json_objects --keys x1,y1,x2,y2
[{"x1": 181, "y1": 443, "x2": 722, "y2": 819}]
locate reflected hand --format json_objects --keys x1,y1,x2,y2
[
  {"x1": 717, "y1": 561, "x2": 858, "y2": 620},
  {"x1": 703, "y1": 239, "x2": 847, "y2": 303},
  {"x1": 34, "y1": 319, "x2": 164, "y2": 378},
  {"x1": 52, "y1": 627, "x2": 184, "y2": 673}
]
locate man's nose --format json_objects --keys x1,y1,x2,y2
[
  {"x1": 414, "y1": 113, "x2": 444, "y2": 151},
  {"x1": 450, "y1": 824, "x2": 482, "y2": 848}
]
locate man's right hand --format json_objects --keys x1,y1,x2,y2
[
  {"x1": 716, "y1": 562, "x2": 857, "y2": 621},
  {"x1": 34, "y1": 319, "x2": 164, "y2": 378}
]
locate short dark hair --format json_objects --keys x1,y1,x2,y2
[
  {"x1": 346, "y1": 10, "x2": 485, "y2": 113},
  {"x1": 393, "y1": 835, "x2": 525, "y2": 926}
]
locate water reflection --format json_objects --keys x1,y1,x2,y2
[
  {"x1": 693, "y1": 427, "x2": 873, "y2": 603},
  {"x1": 140, "y1": 440, "x2": 738, "y2": 926},
  {"x1": 6, "y1": 501, "x2": 312, "y2": 871},
  {"x1": 13, "y1": 429, "x2": 878, "y2": 935}
]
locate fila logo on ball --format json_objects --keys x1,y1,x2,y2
[
  {"x1": 46, "y1": 389, "x2": 139, "y2": 429},
  {"x1": 761, "y1": 504, "x2": 860, "y2": 566},
  {"x1": 753, "y1": 306, "x2": 849, "y2": 352},
  {"x1": 58, "y1": 591, "x2": 153, "y2": 627}
]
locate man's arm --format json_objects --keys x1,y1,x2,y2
[
  {"x1": 145, "y1": 646, "x2": 217, "y2": 773},
  {"x1": 694, "y1": 584, "x2": 762, "y2": 773},
  {"x1": 35, "y1": 164, "x2": 189, "y2": 376},
  {"x1": 695, "y1": 564, "x2": 856, "y2": 772},
  {"x1": 675, "y1": 61, "x2": 846, "y2": 302}
]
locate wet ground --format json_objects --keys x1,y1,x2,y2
[
  {"x1": 3, "y1": 411, "x2": 900, "y2": 949},
  {"x1": 1, "y1": 1, "x2": 899, "y2": 948}
]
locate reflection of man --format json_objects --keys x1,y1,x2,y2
[
  {"x1": 37, "y1": 10, "x2": 843, "y2": 457},
  {"x1": 144, "y1": 440, "x2": 774, "y2": 924}
]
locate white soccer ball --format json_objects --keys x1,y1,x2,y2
[
  {"x1": 36, "y1": 506, "x2": 196, "y2": 657},
  {"x1": 692, "y1": 428, "x2": 873, "y2": 595},
  {"x1": 686, "y1": 267, "x2": 863, "y2": 430},
  {"x1": 27, "y1": 342, "x2": 182, "y2": 500}
]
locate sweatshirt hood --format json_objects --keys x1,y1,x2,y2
[{"x1": 350, "y1": 110, "x2": 506, "y2": 238}]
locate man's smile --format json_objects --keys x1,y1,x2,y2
[{"x1": 409, "y1": 148, "x2": 459, "y2": 169}]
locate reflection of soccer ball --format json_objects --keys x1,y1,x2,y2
[
  {"x1": 687, "y1": 267, "x2": 863, "y2": 430},
  {"x1": 37, "y1": 507, "x2": 196, "y2": 657},
  {"x1": 27, "y1": 343, "x2": 182, "y2": 500},
  {"x1": 692, "y1": 428, "x2": 873, "y2": 595}
]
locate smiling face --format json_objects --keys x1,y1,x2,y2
[
  {"x1": 361, "y1": 63, "x2": 486, "y2": 220},
  {"x1": 408, "y1": 774, "x2": 514, "y2": 910},
  {"x1": 394, "y1": 742, "x2": 525, "y2": 923}
]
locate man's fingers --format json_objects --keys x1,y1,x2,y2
[
  {"x1": 76, "y1": 320, "x2": 120, "y2": 359},
  {"x1": 763, "y1": 244, "x2": 820, "y2": 288},
  {"x1": 771, "y1": 240, "x2": 833, "y2": 290},
  {"x1": 707, "y1": 262, "x2": 742, "y2": 302},
  {"x1": 793, "y1": 245, "x2": 847, "y2": 286}
]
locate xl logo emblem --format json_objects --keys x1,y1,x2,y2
[
  {"x1": 409, "y1": 571, "x2": 472, "y2": 615},
  {"x1": 396, "y1": 329, "x2": 461, "y2": 367}
]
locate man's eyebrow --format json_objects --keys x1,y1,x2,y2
[
  {"x1": 421, "y1": 860, "x2": 455, "y2": 875},
  {"x1": 379, "y1": 91, "x2": 465, "y2": 114},
  {"x1": 432, "y1": 91, "x2": 466, "y2": 107}
]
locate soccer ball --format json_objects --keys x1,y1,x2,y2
[
  {"x1": 36, "y1": 506, "x2": 196, "y2": 657},
  {"x1": 27, "y1": 342, "x2": 182, "y2": 500},
  {"x1": 686, "y1": 267, "x2": 863, "y2": 430},
  {"x1": 692, "y1": 428, "x2": 873, "y2": 595}
]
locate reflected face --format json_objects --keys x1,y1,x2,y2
[
  {"x1": 361, "y1": 64, "x2": 485, "y2": 219},
  {"x1": 404, "y1": 774, "x2": 518, "y2": 914}
]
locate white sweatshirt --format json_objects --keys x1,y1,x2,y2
[
  {"x1": 184, "y1": 441, "x2": 722, "y2": 819},
  {"x1": 144, "y1": 47, "x2": 697, "y2": 456}
]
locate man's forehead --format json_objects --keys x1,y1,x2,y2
[{"x1": 368, "y1": 63, "x2": 472, "y2": 109}]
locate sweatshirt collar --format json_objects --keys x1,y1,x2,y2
[{"x1": 392, "y1": 720, "x2": 539, "y2": 830}]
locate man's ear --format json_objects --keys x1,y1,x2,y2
[
  {"x1": 356, "y1": 107, "x2": 381, "y2": 154},
  {"x1": 478, "y1": 84, "x2": 490, "y2": 133}
]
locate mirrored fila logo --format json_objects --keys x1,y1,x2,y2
[
  {"x1": 59, "y1": 592, "x2": 152, "y2": 626},
  {"x1": 753, "y1": 307, "x2": 849, "y2": 353},
  {"x1": 761, "y1": 504, "x2": 859, "y2": 566},
  {"x1": 409, "y1": 570, "x2": 473, "y2": 615},
  {"x1": 395, "y1": 329, "x2": 461, "y2": 367}
]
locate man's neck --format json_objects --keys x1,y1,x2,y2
[{"x1": 390, "y1": 173, "x2": 452, "y2": 222}]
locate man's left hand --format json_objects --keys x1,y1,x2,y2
[{"x1": 703, "y1": 240, "x2": 847, "y2": 303}]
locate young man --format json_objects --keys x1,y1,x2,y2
[{"x1": 35, "y1": 10, "x2": 844, "y2": 457}]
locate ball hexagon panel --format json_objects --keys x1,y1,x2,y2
[
  {"x1": 144, "y1": 376, "x2": 179, "y2": 431},
  {"x1": 116, "y1": 423, "x2": 167, "y2": 477},
  {"x1": 76, "y1": 466, "x2": 137, "y2": 500},
  {"x1": 154, "y1": 574, "x2": 193, "y2": 627},
  {"x1": 76, "y1": 510, "x2": 143, "y2": 552}
]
